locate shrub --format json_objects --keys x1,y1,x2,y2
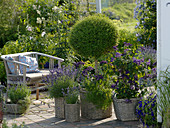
[
  {"x1": 134, "y1": 0, "x2": 156, "y2": 48},
  {"x1": 69, "y1": 14, "x2": 118, "y2": 59},
  {"x1": 136, "y1": 93, "x2": 157, "y2": 127}
]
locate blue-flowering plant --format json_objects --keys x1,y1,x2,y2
[
  {"x1": 43, "y1": 65, "x2": 78, "y2": 98},
  {"x1": 136, "y1": 93, "x2": 157, "y2": 127},
  {"x1": 107, "y1": 42, "x2": 153, "y2": 99},
  {"x1": 62, "y1": 86, "x2": 79, "y2": 104}
]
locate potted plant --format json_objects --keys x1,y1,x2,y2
[
  {"x1": 107, "y1": 42, "x2": 155, "y2": 121},
  {"x1": 79, "y1": 64, "x2": 113, "y2": 119},
  {"x1": 69, "y1": 14, "x2": 118, "y2": 120},
  {"x1": 43, "y1": 65, "x2": 78, "y2": 119},
  {"x1": 6, "y1": 84, "x2": 31, "y2": 114},
  {"x1": 63, "y1": 86, "x2": 80, "y2": 122}
]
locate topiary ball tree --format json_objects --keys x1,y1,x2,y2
[{"x1": 69, "y1": 14, "x2": 118, "y2": 73}]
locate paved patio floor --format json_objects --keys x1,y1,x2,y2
[{"x1": 3, "y1": 93, "x2": 143, "y2": 128}]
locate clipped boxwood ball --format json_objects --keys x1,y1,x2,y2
[{"x1": 69, "y1": 14, "x2": 118, "y2": 59}]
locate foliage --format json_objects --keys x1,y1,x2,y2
[
  {"x1": 157, "y1": 67, "x2": 170, "y2": 127},
  {"x1": 8, "y1": 84, "x2": 31, "y2": 104},
  {"x1": 134, "y1": 0, "x2": 156, "y2": 48},
  {"x1": 43, "y1": 65, "x2": 78, "y2": 98},
  {"x1": 0, "y1": 0, "x2": 26, "y2": 48},
  {"x1": 136, "y1": 93, "x2": 157, "y2": 127},
  {"x1": 102, "y1": 3, "x2": 136, "y2": 22},
  {"x1": 107, "y1": 42, "x2": 154, "y2": 99},
  {"x1": 0, "y1": 61, "x2": 7, "y2": 85},
  {"x1": 2, "y1": 119, "x2": 29, "y2": 128},
  {"x1": 163, "y1": 104, "x2": 170, "y2": 128},
  {"x1": 63, "y1": 86, "x2": 79, "y2": 104},
  {"x1": 118, "y1": 29, "x2": 137, "y2": 46},
  {"x1": 69, "y1": 14, "x2": 118, "y2": 59}
]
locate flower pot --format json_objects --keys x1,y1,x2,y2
[
  {"x1": 6, "y1": 98, "x2": 30, "y2": 114},
  {"x1": 55, "y1": 97, "x2": 65, "y2": 119},
  {"x1": 5, "y1": 102, "x2": 30, "y2": 114},
  {"x1": 65, "y1": 103, "x2": 80, "y2": 122},
  {"x1": 80, "y1": 93, "x2": 112, "y2": 119},
  {"x1": 113, "y1": 97, "x2": 139, "y2": 121}
]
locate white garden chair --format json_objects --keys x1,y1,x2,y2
[{"x1": 1, "y1": 52, "x2": 64, "y2": 100}]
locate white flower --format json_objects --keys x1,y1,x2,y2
[
  {"x1": 36, "y1": 10, "x2": 41, "y2": 15},
  {"x1": 33, "y1": 5, "x2": 37, "y2": 10},
  {"x1": 41, "y1": 31, "x2": 46, "y2": 37},
  {"x1": 38, "y1": 5, "x2": 41, "y2": 9},
  {"x1": 52, "y1": 6, "x2": 59, "y2": 12},
  {"x1": 30, "y1": 36, "x2": 33, "y2": 40},
  {"x1": 42, "y1": 17, "x2": 45, "y2": 21},
  {"x1": 58, "y1": 20, "x2": 61, "y2": 24},
  {"x1": 26, "y1": 25, "x2": 32, "y2": 31},
  {"x1": 37, "y1": 17, "x2": 42, "y2": 24}
]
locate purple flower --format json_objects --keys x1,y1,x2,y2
[
  {"x1": 111, "y1": 57, "x2": 116, "y2": 62},
  {"x1": 95, "y1": 75, "x2": 103, "y2": 81},
  {"x1": 146, "y1": 59, "x2": 151, "y2": 66},
  {"x1": 75, "y1": 61, "x2": 85, "y2": 68},
  {"x1": 140, "y1": 46, "x2": 145, "y2": 50},
  {"x1": 124, "y1": 49, "x2": 129, "y2": 53},
  {"x1": 124, "y1": 42, "x2": 132, "y2": 47},
  {"x1": 126, "y1": 70, "x2": 130, "y2": 74},
  {"x1": 115, "y1": 52, "x2": 122, "y2": 58},
  {"x1": 134, "y1": 75, "x2": 138, "y2": 81},
  {"x1": 113, "y1": 46, "x2": 118, "y2": 50},
  {"x1": 100, "y1": 61, "x2": 107, "y2": 65},
  {"x1": 111, "y1": 84, "x2": 116, "y2": 89}
]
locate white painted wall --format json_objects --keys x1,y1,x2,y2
[{"x1": 157, "y1": 0, "x2": 170, "y2": 122}]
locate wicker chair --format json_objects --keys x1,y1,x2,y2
[{"x1": 1, "y1": 52, "x2": 64, "y2": 100}]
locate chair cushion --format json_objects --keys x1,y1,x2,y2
[
  {"x1": 19, "y1": 55, "x2": 39, "y2": 74},
  {"x1": 6, "y1": 56, "x2": 15, "y2": 74}
]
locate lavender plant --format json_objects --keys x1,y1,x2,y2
[
  {"x1": 136, "y1": 93, "x2": 157, "y2": 127},
  {"x1": 43, "y1": 65, "x2": 78, "y2": 98},
  {"x1": 62, "y1": 86, "x2": 79, "y2": 104}
]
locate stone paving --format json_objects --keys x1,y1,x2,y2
[{"x1": 3, "y1": 93, "x2": 143, "y2": 128}]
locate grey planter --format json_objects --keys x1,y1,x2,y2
[
  {"x1": 113, "y1": 97, "x2": 139, "y2": 121},
  {"x1": 6, "y1": 103, "x2": 29, "y2": 114},
  {"x1": 55, "y1": 97, "x2": 65, "y2": 119},
  {"x1": 65, "y1": 103, "x2": 80, "y2": 122},
  {"x1": 80, "y1": 93, "x2": 112, "y2": 119}
]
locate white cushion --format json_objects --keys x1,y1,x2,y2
[{"x1": 19, "y1": 55, "x2": 39, "y2": 74}]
